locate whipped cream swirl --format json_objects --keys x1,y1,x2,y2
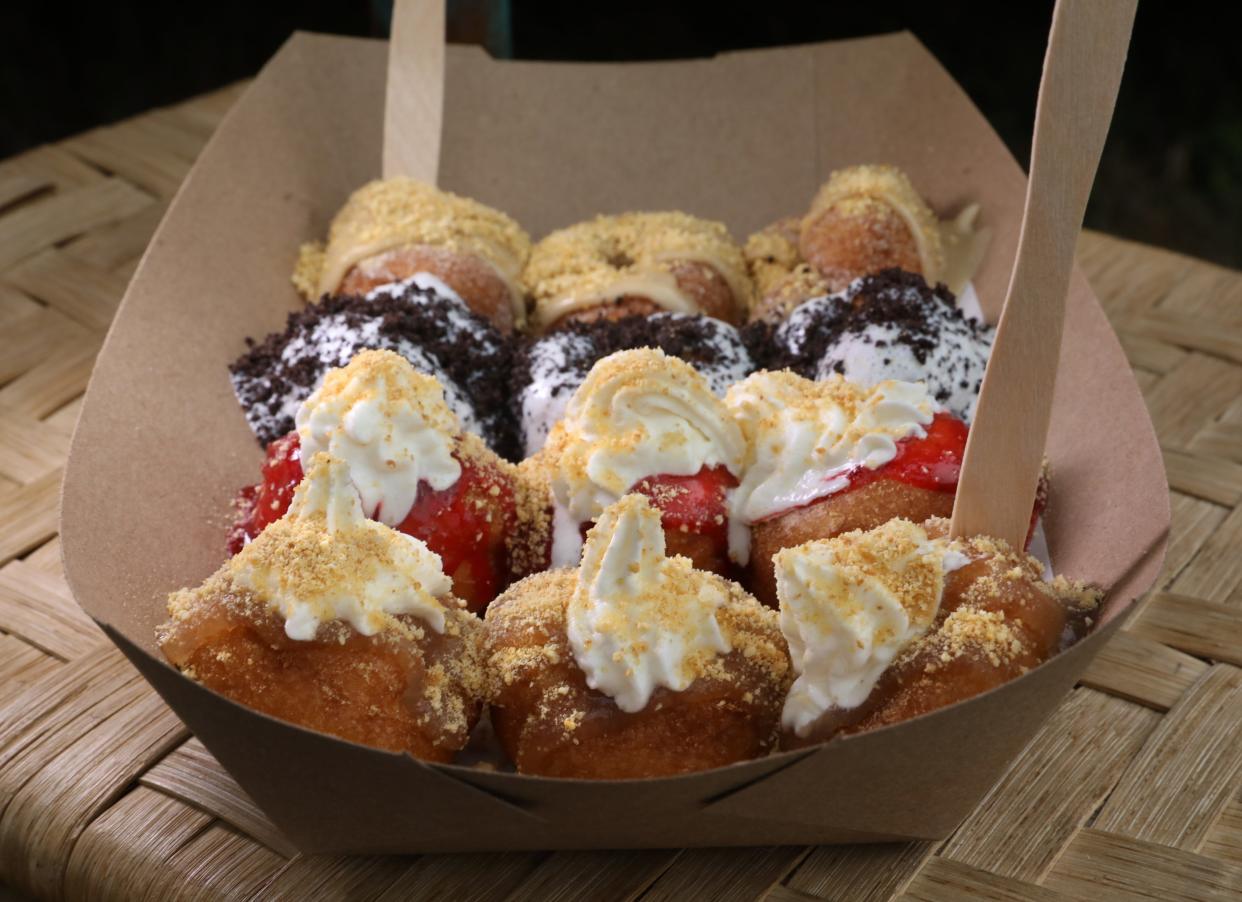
[
  {"x1": 544, "y1": 348, "x2": 745, "y2": 565},
  {"x1": 776, "y1": 519, "x2": 968, "y2": 736},
  {"x1": 296, "y1": 349, "x2": 461, "y2": 526},
  {"x1": 566, "y1": 494, "x2": 732, "y2": 712}
]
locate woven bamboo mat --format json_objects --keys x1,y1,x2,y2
[{"x1": 1, "y1": 83, "x2": 1241, "y2": 902}]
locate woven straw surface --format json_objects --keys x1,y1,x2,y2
[{"x1": 2, "y1": 84, "x2": 1241, "y2": 901}]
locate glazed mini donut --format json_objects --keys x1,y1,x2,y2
[
  {"x1": 229, "y1": 350, "x2": 530, "y2": 613},
  {"x1": 292, "y1": 178, "x2": 531, "y2": 333},
  {"x1": 535, "y1": 348, "x2": 748, "y2": 576},
  {"x1": 160, "y1": 454, "x2": 484, "y2": 762},
  {"x1": 482, "y1": 494, "x2": 791, "y2": 778},
  {"x1": 523, "y1": 212, "x2": 755, "y2": 331},
  {"x1": 799, "y1": 164, "x2": 944, "y2": 294},
  {"x1": 725, "y1": 370, "x2": 965, "y2": 607},
  {"x1": 777, "y1": 518, "x2": 1099, "y2": 748}
]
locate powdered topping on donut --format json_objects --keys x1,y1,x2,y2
[
  {"x1": 524, "y1": 212, "x2": 754, "y2": 328},
  {"x1": 296, "y1": 350, "x2": 462, "y2": 527},
  {"x1": 512, "y1": 313, "x2": 754, "y2": 456},
  {"x1": 762, "y1": 269, "x2": 994, "y2": 421},
  {"x1": 775, "y1": 518, "x2": 969, "y2": 736},
  {"x1": 297, "y1": 177, "x2": 531, "y2": 324},
  {"x1": 566, "y1": 494, "x2": 734, "y2": 711},
  {"x1": 229, "y1": 276, "x2": 514, "y2": 454},
  {"x1": 542, "y1": 348, "x2": 746, "y2": 564},
  {"x1": 726, "y1": 371, "x2": 937, "y2": 552},
  {"x1": 802, "y1": 165, "x2": 944, "y2": 288},
  {"x1": 205, "y1": 453, "x2": 453, "y2": 641}
]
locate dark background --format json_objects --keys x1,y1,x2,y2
[{"x1": 2, "y1": 1, "x2": 1239, "y2": 267}]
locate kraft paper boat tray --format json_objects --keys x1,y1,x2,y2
[{"x1": 61, "y1": 30, "x2": 1169, "y2": 854}]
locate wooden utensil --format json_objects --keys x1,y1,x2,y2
[
  {"x1": 383, "y1": 0, "x2": 445, "y2": 181},
  {"x1": 950, "y1": 0, "x2": 1137, "y2": 548}
]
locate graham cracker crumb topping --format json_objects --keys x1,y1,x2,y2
[{"x1": 310, "y1": 177, "x2": 531, "y2": 299}]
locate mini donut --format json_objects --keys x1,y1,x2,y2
[
  {"x1": 749, "y1": 478, "x2": 955, "y2": 608},
  {"x1": 524, "y1": 212, "x2": 755, "y2": 331},
  {"x1": 536, "y1": 348, "x2": 748, "y2": 575},
  {"x1": 231, "y1": 274, "x2": 516, "y2": 455},
  {"x1": 482, "y1": 495, "x2": 791, "y2": 778},
  {"x1": 778, "y1": 518, "x2": 1099, "y2": 749},
  {"x1": 229, "y1": 350, "x2": 524, "y2": 613},
  {"x1": 293, "y1": 178, "x2": 531, "y2": 333},
  {"x1": 161, "y1": 455, "x2": 484, "y2": 762},
  {"x1": 799, "y1": 165, "x2": 944, "y2": 294},
  {"x1": 762, "y1": 269, "x2": 994, "y2": 423},
  {"x1": 725, "y1": 370, "x2": 965, "y2": 607}
]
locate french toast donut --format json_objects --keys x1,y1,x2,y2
[
  {"x1": 524, "y1": 212, "x2": 754, "y2": 331},
  {"x1": 292, "y1": 178, "x2": 531, "y2": 333}
]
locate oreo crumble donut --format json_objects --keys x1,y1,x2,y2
[
  {"x1": 231, "y1": 274, "x2": 518, "y2": 458},
  {"x1": 512, "y1": 312, "x2": 754, "y2": 456},
  {"x1": 523, "y1": 212, "x2": 755, "y2": 331},
  {"x1": 750, "y1": 269, "x2": 994, "y2": 422}
]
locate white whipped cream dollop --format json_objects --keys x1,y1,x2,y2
[
  {"x1": 566, "y1": 494, "x2": 731, "y2": 712},
  {"x1": 776, "y1": 519, "x2": 969, "y2": 737},
  {"x1": 545, "y1": 348, "x2": 745, "y2": 566},
  {"x1": 295, "y1": 349, "x2": 462, "y2": 526},
  {"x1": 229, "y1": 453, "x2": 452, "y2": 641},
  {"x1": 726, "y1": 371, "x2": 937, "y2": 562}
]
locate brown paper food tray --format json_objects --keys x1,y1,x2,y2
[{"x1": 60, "y1": 30, "x2": 1169, "y2": 854}]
